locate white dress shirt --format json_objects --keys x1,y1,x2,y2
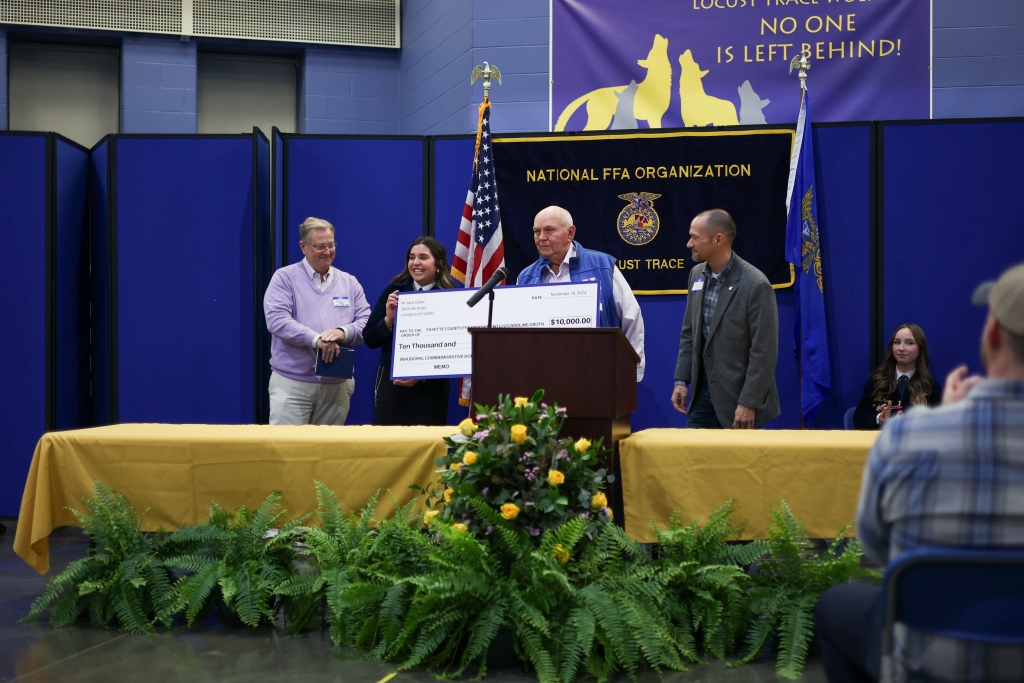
[{"x1": 538, "y1": 243, "x2": 646, "y2": 381}]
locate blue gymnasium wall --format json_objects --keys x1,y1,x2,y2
[
  {"x1": 433, "y1": 127, "x2": 874, "y2": 430},
  {"x1": 109, "y1": 136, "x2": 259, "y2": 424},
  {"x1": 282, "y1": 136, "x2": 426, "y2": 425},
  {"x1": 0, "y1": 134, "x2": 48, "y2": 514},
  {"x1": 883, "y1": 120, "x2": 1024, "y2": 382},
  {"x1": 54, "y1": 138, "x2": 91, "y2": 431}
]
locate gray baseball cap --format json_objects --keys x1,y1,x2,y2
[{"x1": 972, "y1": 263, "x2": 1024, "y2": 336}]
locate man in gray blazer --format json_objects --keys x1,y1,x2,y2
[{"x1": 671, "y1": 209, "x2": 781, "y2": 428}]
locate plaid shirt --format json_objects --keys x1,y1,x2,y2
[
  {"x1": 701, "y1": 256, "x2": 735, "y2": 345},
  {"x1": 857, "y1": 379, "x2": 1024, "y2": 683}
]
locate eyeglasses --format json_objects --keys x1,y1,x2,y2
[{"x1": 309, "y1": 242, "x2": 337, "y2": 253}]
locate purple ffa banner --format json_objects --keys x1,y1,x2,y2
[{"x1": 551, "y1": 0, "x2": 930, "y2": 130}]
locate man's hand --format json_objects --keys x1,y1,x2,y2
[
  {"x1": 733, "y1": 405, "x2": 755, "y2": 429},
  {"x1": 671, "y1": 385, "x2": 689, "y2": 414},
  {"x1": 943, "y1": 365, "x2": 985, "y2": 405},
  {"x1": 317, "y1": 338, "x2": 340, "y2": 363},
  {"x1": 385, "y1": 290, "x2": 399, "y2": 328},
  {"x1": 320, "y1": 328, "x2": 346, "y2": 344},
  {"x1": 393, "y1": 379, "x2": 420, "y2": 387}
]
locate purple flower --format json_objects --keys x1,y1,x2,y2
[
  {"x1": 529, "y1": 528, "x2": 541, "y2": 537},
  {"x1": 486, "y1": 525, "x2": 494, "y2": 535},
  {"x1": 476, "y1": 414, "x2": 488, "y2": 421},
  {"x1": 482, "y1": 487, "x2": 490, "y2": 496},
  {"x1": 540, "y1": 402, "x2": 548, "y2": 409},
  {"x1": 435, "y1": 532, "x2": 442, "y2": 541},
  {"x1": 555, "y1": 406, "x2": 567, "y2": 414},
  {"x1": 476, "y1": 429, "x2": 491, "y2": 440},
  {"x1": 557, "y1": 449, "x2": 568, "y2": 460}
]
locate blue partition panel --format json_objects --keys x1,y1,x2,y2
[
  {"x1": 0, "y1": 134, "x2": 48, "y2": 514},
  {"x1": 112, "y1": 136, "x2": 258, "y2": 424},
  {"x1": 55, "y1": 138, "x2": 91, "y2": 431},
  {"x1": 433, "y1": 137, "x2": 477, "y2": 423},
  {"x1": 256, "y1": 130, "x2": 271, "y2": 423},
  {"x1": 884, "y1": 121, "x2": 1024, "y2": 380},
  {"x1": 283, "y1": 137, "x2": 426, "y2": 425},
  {"x1": 272, "y1": 128, "x2": 284, "y2": 272},
  {"x1": 90, "y1": 139, "x2": 112, "y2": 426},
  {"x1": 808, "y1": 124, "x2": 874, "y2": 428}
]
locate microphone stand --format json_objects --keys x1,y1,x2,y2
[{"x1": 487, "y1": 289, "x2": 495, "y2": 328}]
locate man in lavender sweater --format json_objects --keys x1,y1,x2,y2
[{"x1": 264, "y1": 217, "x2": 371, "y2": 425}]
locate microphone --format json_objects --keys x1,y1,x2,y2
[{"x1": 466, "y1": 267, "x2": 508, "y2": 307}]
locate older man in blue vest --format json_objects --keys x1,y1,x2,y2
[{"x1": 517, "y1": 205, "x2": 646, "y2": 380}]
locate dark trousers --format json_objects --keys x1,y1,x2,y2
[
  {"x1": 686, "y1": 373, "x2": 722, "y2": 429},
  {"x1": 815, "y1": 583, "x2": 884, "y2": 683}
]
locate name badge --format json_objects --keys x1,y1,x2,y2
[
  {"x1": 333, "y1": 296, "x2": 350, "y2": 307},
  {"x1": 692, "y1": 279, "x2": 705, "y2": 292}
]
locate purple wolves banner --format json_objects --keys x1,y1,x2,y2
[{"x1": 551, "y1": 0, "x2": 930, "y2": 130}]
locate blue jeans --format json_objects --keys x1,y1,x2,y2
[{"x1": 686, "y1": 375, "x2": 722, "y2": 429}]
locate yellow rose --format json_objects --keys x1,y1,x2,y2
[
  {"x1": 458, "y1": 418, "x2": 476, "y2": 437},
  {"x1": 444, "y1": 488, "x2": 453, "y2": 502},
  {"x1": 514, "y1": 396, "x2": 530, "y2": 408},
  {"x1": 500, "y1": 503, "x2": 520, "y2": 520},
  {"x1": 552, "y1": 543, "x2": 570, "y2": 565},
  {"x1": 510, "y1": 424, "x2": 528, "y2": 444},
  {"x1": 574, "y1": 437, "x2": 592, "y2": 453},
  {"x1": 423, "y1": 509, "x2": 440, "y2": 525},
  {"x1": 463, "y1": 451, "x2": 477, "y2": 465},
  {"x1": 452, "y1": 522, "x2": 469, "y2": 533},
  {"x1": 451, "y1": 463, "x2": 462, "y2": 472},
  {"x1": 546, "y1": 470, "x2": 565, "y2": 487},
  {"x1": 590, "y1": 492, "x2": 608, "y2": 509}
]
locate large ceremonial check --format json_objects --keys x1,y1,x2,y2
[{"x1": 391, "y1": 282, "x2": 600, "y2": 380}]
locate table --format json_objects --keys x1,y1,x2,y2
[
  {"x1": 15, "y1": 424, "x2": 454, "y2": 574},
  {"x1": 619, "y1": 429, "x2": 879, "y2": 543}
]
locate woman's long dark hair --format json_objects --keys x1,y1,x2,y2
[
  {"x1": 391, "y1": 236, "x2": 457, "y2": 289},
  {"x1": 870, "y1": 323, "x2": 935, "y2": 406}
]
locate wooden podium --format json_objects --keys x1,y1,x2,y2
[{"x1": 470, "y1": 328, "x2": 639, "y2": 517}]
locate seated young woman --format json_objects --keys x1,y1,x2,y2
[
  {"x1": 852, "y1": 323, "x2": 942, "y2": 430},
  {"x1": 364, "y1": 236, "x2": 457, "y2": 426}
]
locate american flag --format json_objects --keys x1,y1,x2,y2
[{"x1": 452, "y1": 102, "x2": 505, "y2": 287}]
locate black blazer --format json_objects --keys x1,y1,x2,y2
[
  {"x1": 852, "y1": 374, "x2": 942, "y2": 430},
  {"x1": 364, "y1": 279, "x2": 413, "y2": 366}
]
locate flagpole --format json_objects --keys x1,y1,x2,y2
[
  {"x1": 455, "y1": 63, "x2": 504, "y2": 408},
  {"x1": 789, "y1": 53, "x2": 810, "y2": 429}
]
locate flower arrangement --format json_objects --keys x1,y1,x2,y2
[{"x1": 424, "y1": 389, "x2": 615, "y2": 539}]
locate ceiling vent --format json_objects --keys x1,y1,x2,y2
[{"x1": 0, "y1": 0, "x2": 400, "y2": 48}]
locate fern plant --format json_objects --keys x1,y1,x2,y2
[
  {"x1": 24, "y1": 481, "x2": 174, "y2": 633},
  {"x1": 160, "y1": 492, "x2": 308, "y2": 628},
  {"x1": 737, "y1": 501, "x2": 880, "y2": 679},
  {"x1": 651, "y1": 501, "x2": 766, "y2": 660}
]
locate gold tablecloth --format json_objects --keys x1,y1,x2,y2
[
  {"x1": 15, "y1": 424, "x2": 454, "y2": 574},
  {"x1": 620, "y1": 429, "x2": 879, "y2": 543}
]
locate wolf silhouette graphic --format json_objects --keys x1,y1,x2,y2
[
  {"x1": 554, "y1": 35, "x2": 672, "y2": 132},
  {"x1": 677, "y1": 50, "x2": 739, "y2": 127}
]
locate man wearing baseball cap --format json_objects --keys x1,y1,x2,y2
[{"x1": 815, "y1": 263, "x2": 1024, "y2": 683}]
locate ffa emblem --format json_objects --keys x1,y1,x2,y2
[
  {"x1": 616, "y1": 192, "x2": 661, "y2": 246},
  {"x1": 801, "y1": 185, "x2": 824, "y2": 293}
]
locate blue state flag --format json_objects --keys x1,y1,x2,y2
[{"x1": 785, "y1": 90, "x2": 831, "y2": 424}]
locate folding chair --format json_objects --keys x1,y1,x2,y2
[{"x1": 882, "y1": 546, "x2": 1024, "y2": 681}]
